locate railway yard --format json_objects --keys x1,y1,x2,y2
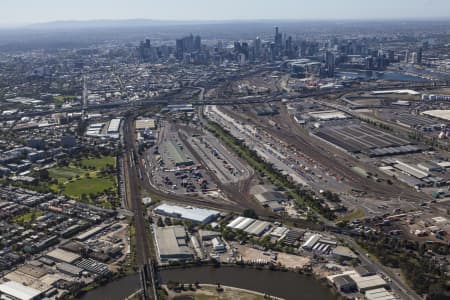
[
  {"x1": 205, "y1": 96, "x2": 450, "y2": 226},
  {"x1": 2, "y1": 82, "x2": 449, "y2": 300}
]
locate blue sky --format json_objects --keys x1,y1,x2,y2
[{"x1": 1, "y1": 0, "x2": 449, "y2": 25}]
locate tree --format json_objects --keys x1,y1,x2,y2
[
  {"x1": 38, "y1": 169, "x2": 50, "y2": 181},
  {"x1": 243, "y1": 209, "x2": 257, "y2": 219}
]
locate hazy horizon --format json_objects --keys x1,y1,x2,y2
[{"x1": 1, "y1": 0, "x2": 450, "y2": 27}]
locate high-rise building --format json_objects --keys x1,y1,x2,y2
[
  {"x1": 138, "y1": 38, "x2": 153, "y2": 62},
  {"x1": 176, "y1": 38, "x2": 184, "y2": 59},
  {"x1": 194, "y1": 35, "x2": 202, "y2": 51},
  {"x1": 417, "y1": 48, "x2": 423, "y2": 65},
  {"x1": 325, "y1": 51, "x2": 335, "y2": 77},
  {"x1": 388, "y1": 50, "x2": 395, "y2": 62},
  {"x1": 404, "y1": 50, "x2": 410, "y2": 63},
  {"x1": 285, "y1": 36, "x2": 293, "y2": 58},
  {"x1": 274, "y1": 27, "x2": 283, "y2": 58},
  {"x1": 254, "y1": 37, "x2": 261, "y2": 59},
  {"x1": 411, "y1": 52, "x2": 418, "y2": 64}
]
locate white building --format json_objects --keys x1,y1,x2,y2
[
  {"x1": 154, "y1": 204, "x2": 220, "y2": 224},
  {"x1": 212, "y1": 237, "x2": 226, "y2": 253},
  {"x1": 0, "y1": 281, "x2": 42, "y2": 300}
]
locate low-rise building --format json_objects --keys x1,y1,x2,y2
[
  {"x1": 0, "y1": 280, "x2": 43, "y2": 300},
  {"x1": 211, "y1": 237, "x2": 226, "y2": 253},
  {"x1": 154, "y1": 204, "x2": 220, "y2": 224},
  {"x1": 154, "y1": 225, "x2": 193, "y2": 261}
]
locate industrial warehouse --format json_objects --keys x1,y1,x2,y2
[
  {"x1": 153, "y1": 225, "x2": 194, "y2": 262},
  {"x1": 226, "y1": 216, "x2": 271, "y2": 237},
  {"x1": 312, "y1": 123, "x2": 422, "y2": 157},
  {"x1": 153, "y1": 203, "x2": 220, "y2": 224}
]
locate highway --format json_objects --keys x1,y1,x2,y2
[{"x1": 2, "y1": 80, "x2": 448, "y2": 122}]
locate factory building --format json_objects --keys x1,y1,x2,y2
[
  {"x1": 0, "y1": 281, "x2": 43, "y2": 300},
  {"x1": 154, "y1": 225, "x2": 194, "y2": 261},
  {"x1": 107, "y1": 118, "x2": 121, "y2": 134},
  {"x1": 56, "y1": 262, "x2": 84, "y2": 277},
  {"x1": 331, "y1": 246, "x2": 358, "y2": 260},
  {"x1": 365, "y1": 288, "x2": 399, "y2": 300},
  {"x1": 45, "y1": 248, "x2": 81, "y2": 264},
  {"x1": 333, "y1": 275, "x2": 357, "y2": 293},
  {"x1": 226, "y1": 217, "x2": 271, "y2": 236},
  {"x1": 135, "y1": 119, "x2": 157, "y2": 130},
  {"x1": 308, "y1": 110, "x2": 350, "y2": 121},
  {"x1": 328, "y1": 270, "x2": 388, "y2": 294},
  {"x1": 301, "y1": 234, "x2": 321, "y2": 249},
  {"x1": 154, "y1": 203, "x2": 220, "y2": 224},
  {"x1": 211, "y1": 237, "x2": 226, "y2": 253},
  {"x1": 349, "y1": 273, "x2": 388, "y2": 292}
]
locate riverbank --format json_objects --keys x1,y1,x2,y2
[
  {"x1": 163, "y1": 284, "x2": 283, "y2": 300},
  {"x1": 159, "y1": 265, "x2": 338, "y2": 300}
]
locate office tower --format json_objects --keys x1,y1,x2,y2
[
  {"x1": 274, "y1": 26, "x2": 283, "y2": 57},
  {"x1": 411, "y1": 52, "x2": 418, "y2": 64},
  {"x1": 138, "y1": 38, "x2": 152, "y2": 62},
  {"x1": 365, "y1": 56, "x2": 374, "y2": 70},
  {"x1": 176, "y1": 39, "x2": 184, "y2": 59},
  {"x1": 325, "y1": 51, "x2": 335, "y2": 77},
  {"x1": 404, "y1": 50, "x2": 409, "y2": 63},
  {"x1": 417, "y1": 48, "x2": 423, "y2": 65},
  {"x1": 194, "y1": 35, "x2": 202, "y2": 51},
  {"x1": 388, "y1": 50, "x2": 395, "y2": 62},
  {"x1": 285, "y1": 36, "x2": 293, "y2": 58},
  {"x1": 254, "y1": 37, "x2": 261, "y2": 59}
]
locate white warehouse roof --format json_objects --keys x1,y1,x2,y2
[
  {"x1": 226, "y1": 217, "x2": 271, "y2": 236},
  {"x1": 371, "y1": 89, "x2": 419, "y2": 95},
  {"x1": 107, "y1": 118, "x2": 121, "y2": 133},
  {"x1": 365, "y1": 288, "x2": 399, "y2": 300},
  {"x1": 0, "y1": 281, "x2": 42, "y2": 300},
  {"x1": 154, "y1": 203, "x2": 220, "y2": 224}
]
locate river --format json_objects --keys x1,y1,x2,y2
[
  {"x1": 159, "y1": 266, "x2": 337, "y2": 300},
  {"x1": 79, "y1": 266, "x2": 337, "y2": 300},
  {"x1": 77, "y1": 274, "x2": 140, "y2": 300}
]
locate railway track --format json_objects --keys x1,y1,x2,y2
[
  {"x1": 221, "y1": 105, "x2": 427, "y2": 204},
  {"x1": 123, "y1": 114, "x2": 157, "y2": 299}
]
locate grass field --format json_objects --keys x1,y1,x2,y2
[
  {"x1": 48, "y1": 167, "x2": 86, "y2": 183},
  {"x1": 81, "y1": 156, "x2": 116, "y2": 169},
  {"x1": 11, "y1": 210, "x2": 44, "y2": 224},
  {"x1": 48, "y1": 156, "x2": 118, "y2": 207},
  {"x1": 53, "y1": 95, "x2": 77, "y2": 103},
  {"x1": 64, "y1": 177, "x2": 115, "y2": 199}
]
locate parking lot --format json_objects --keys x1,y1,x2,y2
[{"x1": 148, "y1": 122, "x2": 218, "y2": 195}]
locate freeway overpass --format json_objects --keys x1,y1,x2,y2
[{"x1": 2, "y1": 80, "x2": 448, "y2": 122}]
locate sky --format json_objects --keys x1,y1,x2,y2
[{"x1": 1, "y1": 0, "x2": 450, "y2": 26}]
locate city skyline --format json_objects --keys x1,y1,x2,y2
[{"x1": 1, "y1": 0, "x2": 450, "y2": 26}]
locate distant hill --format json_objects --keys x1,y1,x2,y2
[{"x1": 27, "y1": 19, "x2": 263, "y2": 30}]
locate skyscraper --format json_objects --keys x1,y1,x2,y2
[
  {"x1": 417, "y1": 48, "x2": 423, "y2": 65},
  {"x1": 254, "y1": 37, "x2": 261, "y2": 59},
  {"x1": 274, "y1": 27, "x2": 283, "y2": 58},
  {"x1": 194, "y1": 35, "x2": 202, "y2": 51},
  {"x1": 325, "y1": 51, "x2": 335, "y2": 77}
]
